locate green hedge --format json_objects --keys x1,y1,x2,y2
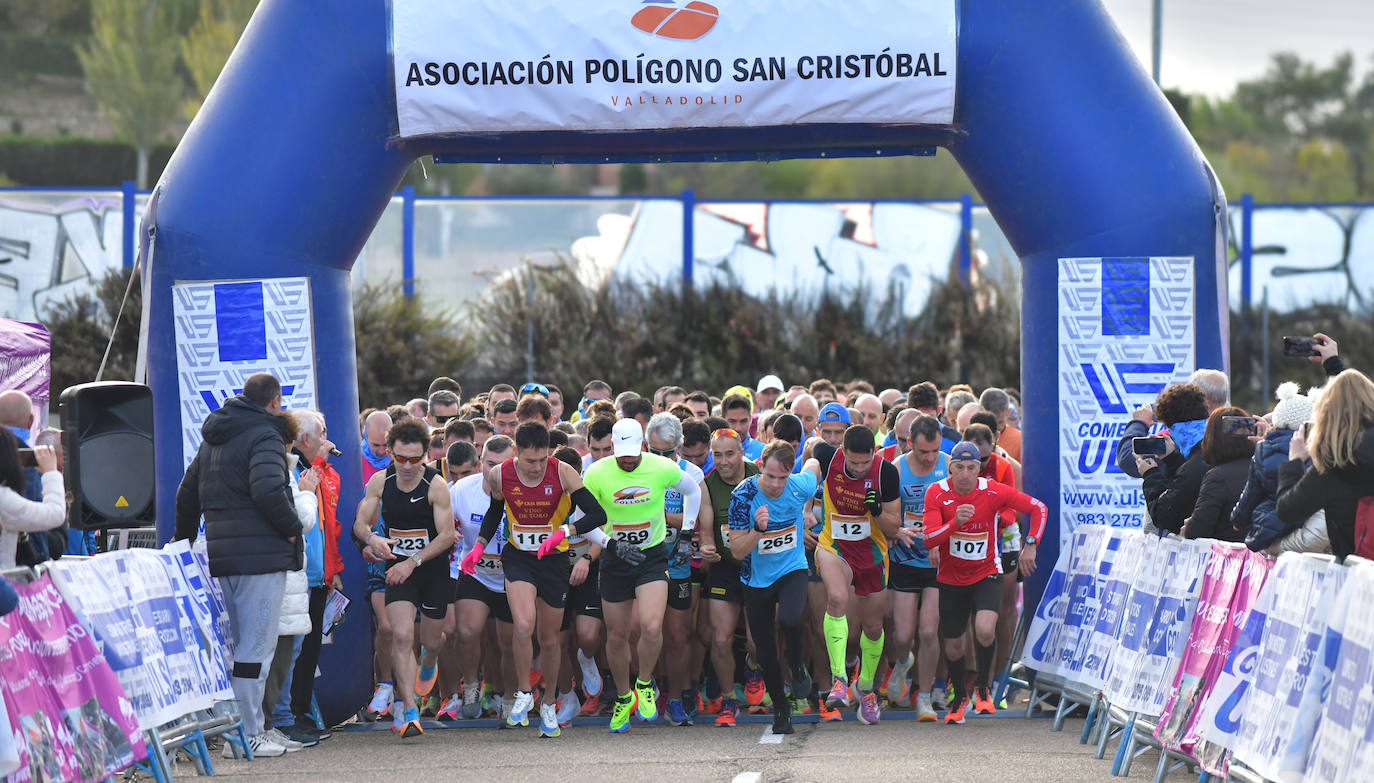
[
  {"x1": 0, "y1": 33, "x2": 85, "y2": 77},
  {"x1": 0, "y1": 136, "x2": 175, "y2": 187}
]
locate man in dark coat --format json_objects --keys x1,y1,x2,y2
[{"x1": 175, "y1": 372, "x2": 300, "y2": 758}]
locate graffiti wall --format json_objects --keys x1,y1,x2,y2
[
  {"x1": 1227, "y1": 206, "x2": 1374, "y2": 311},
  {"x1": 2, "y1": 188, "x2": 1371, "y2": 325},
  {"x1": 0, "y1": 191, "x2": 143, "y2": 322}
]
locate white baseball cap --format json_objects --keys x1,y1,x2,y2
[
  {"x1": 612, "y1": 418, "x2": 644, "y2": 457},
  {"x1": 756, "y1": 374, "x2": 784, "y2": 394}
]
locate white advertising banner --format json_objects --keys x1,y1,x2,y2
[
  {"x1": 172, "y1": 278, "x2": 316, "y2": 468},
  {"x1": 1057, "y1": 257, "x2": 1195, "y2": 542},
  {"x1": 1234, "y1": 553, "x2": 1344, "y2": 783},
  {"x1": 391, "y1": 0, "x2": 957, "y2": 137},
  {"x1": 1306, "y1": 559, "x2": 1374, "y2": 783}
]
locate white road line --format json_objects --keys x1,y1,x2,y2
[
  {"x1": 759, "y1": 727, "x2": 784, "y2": 744},
  {"x1": 732, "y1": 773, "x2": 762, "y2": 783}
]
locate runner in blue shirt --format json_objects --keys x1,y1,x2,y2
[
  {"x1": 727, "y1": 440, "x2": 818, "y2": 737},
  {"x1": 723, "y1": 393, "x2": 765, "y2": 461},
  {"x1": 886, "y1": 415, "x2": 949, "y2": 721}
]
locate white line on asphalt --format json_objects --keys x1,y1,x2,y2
[
  {"x1": 759, "y1": 727, "x2": 783, "y2": 744},
  {"x1": 732, "y1": 773, "x2": 762, "y2": 783}
]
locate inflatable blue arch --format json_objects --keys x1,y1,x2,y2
[{"x1": 144, "y1": 0, "x2": 1227, "y2": 722}]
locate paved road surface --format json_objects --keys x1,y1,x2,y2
[{"x1": 204, "y1": 711, "x2": 1169, "y2": 783}]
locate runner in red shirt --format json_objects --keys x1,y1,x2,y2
[{"x1": 922, "y1": 442, "x2": 1046, "y2": 723}]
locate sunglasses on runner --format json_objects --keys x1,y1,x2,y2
[
  {"x1": 648, "y1": 446, "x2": 676, "y2": 458},
  {"x1": 392, "y1": 454, "x2": 424, "y2": 465},
  {"x1": 712, "y1": 428, "x2": 742, "y2": 441}
]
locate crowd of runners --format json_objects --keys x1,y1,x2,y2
[{"x1": 349, "y1": 375, "x2": 1045, "y2": 740}]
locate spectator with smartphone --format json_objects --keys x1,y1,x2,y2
[
  {"x1": 1231, "y1": 383, "x2": 1329, "y2": 553},
  {"x1": 0, "y1": 391, "x2": 68, "y2": 566},
  {"x1": 0, "y1": 428, "x2": 65, "y2": 570},
  {"x1": 1181, "y1": 407, "x2": 1257, "y2": 541},
  {"x1": 1114, "y1": 371, "x2": 1227, "y2": 479},
  {"x1": 1275, "y1": 368, "x2": 1374, "y2": 560},
  {"x1": 1134, "y1": 383, "x2": 1211, "y2": 535}
]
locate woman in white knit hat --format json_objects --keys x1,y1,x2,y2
[{"x1": 1231, "y1": 382, "x2": 1328, "y2": 553}]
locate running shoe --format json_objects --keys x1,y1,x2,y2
[
  {"x1": 415, "y1": 649, "x2": 438, "y2": 698},
  {"x1": 390, "y1": 700, "x2": 404, "y2": 733},
  {"x1": 224, "y1": 732, "x2": 285, "y2": 759},
  {"x1": 634, "y1": 679, "x2": 658, "y2": 722},
  {"x1": 792, "y1": 697, "x2": 813, "y2": 715},
  {"x1": 610, "y1": 692, "x2": 636, "y2": 734},
  {"x1": 944, "y1": 698, "x2": 966, "y2": 725},
  {"x1": 973, "y1": 686, "x2": 997, "y2": 715},
  {"x1": 368, "y1": 682, "x2": 394, "y2": 716},
  {"x1": 580, "y1": 690, "x2": 601, "y2": 717},
  {"x1": 420, "y1": 695, "x2": 439, "y2": 717},
  {"x1": 264, "y1": 728, "x2": 304, "y2": 752},
  {"x1": 496, "y1": 695, "x2": 510, "y2": 727},
  {"x1": 481, "y1": 684, "x2": 496, "y2": 716},
  {"x1": 556, "y1": 692, "x2": 580, "y2": 727},
  {"x1": 818, "y1": 701, "x2": 842, "y2": 722},
  {"x1": 715, "y1": 699, "x2": 738, "y2": 727},
  {"x1": 885, "y1": 653, "x2": 913, "y2": 706},
  {"x1": 577, "y1": 650, "x2": 603, "y2": 697},
  {"x1": 400, "y1": 707, "x2": 423, "y2": 738},
  {"x1": 529, "y1": 668, "x2": 543, "y2": 692},
  {"x1": 437, "y1": 694, "x2": 461, "y2": 721},
  {"x1": 747, "y1": 690, "x2": 771, "y2": 715},
  {"x1": 507, "y1": 690, "x2": 534, "y2": 727},
  {"x1": 744, "y1": 668, "x2": 765, "y2": 707},
  {"x1": 461, "y1": 682, "x2": 482, "y2": 719},
  {"x1": 682, "y1": 690, "x2": 698, "y2": 719},
  {"x1": 930, "y1": 683, "x2": 950, "y2": 711},
  {"x1": 826, "y1": 675, "x2": 851, "y2": 708},
  {"x1": 703, "y1": 695, "x2": 723, "y2": 715},
  {"x1": 857, "y1": 691, "x2": 881, "y2": 725},
  {"x1": 665, "y1": 698, "x2": 692, "y2": 726},
  {"x1": 539, "y1": 703, "x2": 560, "y2": 738},
  {"x1": 915, "y1": 693, "x2": 938, "y2": 723},
  {"x1": 279, "y1": 724, "x2": 319, "y2": 748}
]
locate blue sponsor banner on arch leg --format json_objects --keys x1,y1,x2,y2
[
  {"x1": 1057, "y1": 257, "x2": 1194, "y2": 541},
  {"x1": 172, "y1": 277, "x2": 317, "y2": 468}
]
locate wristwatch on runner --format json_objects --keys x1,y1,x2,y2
[
  {"x1": 1025, "y1": 536, "x2": 1038, "y2": 546},
  {"x1": 410, "y1": 554, "x2": 423, "y2": 567}
]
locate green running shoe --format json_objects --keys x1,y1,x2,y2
[
  {"x1": 610, "y1": 692, "x2": 636, "y2": 734},
  {"x1": 634, "y1": 679, "x2": 658, "y2": 722}
]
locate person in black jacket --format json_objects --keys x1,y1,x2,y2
[
  {"x1": 174, "y1": 372, "x2": 301, "y2": 759},
  {"x1": 1276, "y1": 368, "x2": 1374, "y2": 560},
  {"x1": 1136, "y1": 383, "x2": 1211, "y2": 535},
  {"x1": 1183, "y1": 406, "x2": 1255, "y2": 541}
]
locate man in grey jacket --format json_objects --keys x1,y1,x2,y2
[{"x1": 175, "y1": 372, "x2": 301, "y2": 759}]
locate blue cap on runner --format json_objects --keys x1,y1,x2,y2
[
  {"x1": 818, "y1": 402, "x2": 850, "y2": 424},
  {"x1": 949, "y1": 441, "x2": 982, "y2": 462}
]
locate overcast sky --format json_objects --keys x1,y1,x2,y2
[{"x1": 1101, "y1": 0, "x2": 1374, "y2": 97}]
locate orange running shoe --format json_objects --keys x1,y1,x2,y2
[
  {"x1": 703, "y1": 695, "x2": 722, "y2": 715},
  {"x1": 945, "y1": 698, "x2": 967, "y2": 725},
  {"x1": 714, "y1": 699, "x2": 738, "y2": 727},
  {"x1": 973, "y1": 687, "x2": 996, "y2": 715},
  {"x1": 744, "y1": 669, "x2": 765, "y2": 707},
  {"x1": 580, "y1": 691, "x2": 601, "y2": 717},
  {"x1": 819, "y1": 701, "x2": 842, "y2": 722}
]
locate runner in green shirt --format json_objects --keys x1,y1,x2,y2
[{"x1": 582, "y1": 418, "x2": 703, "y2": 733}]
